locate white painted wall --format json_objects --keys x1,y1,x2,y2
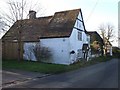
[
  {"x1": 69, "y1": 11, "x2": 89, "y2": 63},
  {"x1": 23, "y1": 42, "x2": 37, "y2": 61},
  {"x1": 107, "y1": 45, "x2": 113, "y2": 56},
  {"x1": 110, "y1": 46, "x2": 112, "y2": 56},
  {"x1": 40, "y1": 38, "x2": 70, "y2": 65}
]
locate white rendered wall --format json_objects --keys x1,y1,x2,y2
[
  {"x1": 23, "y1": 42, "x2": 37, "y2": 61},
  {"x1": 69, "y1": 11, "x2": 89, "y2": 62},
  {"x1": 40, "y1": 38, "x2": 70, "y2": 65},
  {"x1": 23, "y1": 39, "x2": 70, "y2": 65},
  {"x1": 110, "y1": 46, "x2": 113, "y2": 56}
]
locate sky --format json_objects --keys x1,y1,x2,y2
[{"x1": 0, "y1": 0, "x2": 119, "y2": 46}]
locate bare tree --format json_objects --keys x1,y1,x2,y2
[
  {"x1": 1, "y1": 0, "x2": 45, "y2": 61},
  {"x1": 0, "y1": 0, "x2": 45, "y2": 30},
  {"x1": 98, "y1": 24, "x2": 106, "y2": 41},
  {"x1": 98, "y1": 23, "x2": 114, "y2": 55},
  {"x1": 98, "y1": 23, "x2": 114, "y2": 42},
  {"x1": 0, "y1": 0, "x2": 25, "y2": 30},
  {"x1": 0, "y1": 16, "x2": 6, "y2": 32},
  {"x1": 0, "y1": 16, "x2": 6, "y2": 38}
]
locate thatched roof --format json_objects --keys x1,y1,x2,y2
[{"x1": 2, "y1": 9, "x2": 82, "y2": 42}]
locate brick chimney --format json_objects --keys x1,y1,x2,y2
[{"x1": 29, "y1": 10, "x2": 36, "y2": 19}]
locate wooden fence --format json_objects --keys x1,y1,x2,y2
[{"x1": 2, "y1": 41, "x2": 23, "y2": 60}]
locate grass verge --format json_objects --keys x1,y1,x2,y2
[{"x1": 2, "y1": 56, "x2": 114, "y2": 74}]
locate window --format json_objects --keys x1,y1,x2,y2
[
  {"x1": 78, "y1": 31, "x2": 82, "y2": 41},
  {"x1": 78, "y1": 23, "x2": 81, "y2": 28},
  {"x1": 77, "y1": 20, "x2": 81, "y2": 29},
  {"x1": 77, "y1": 21, "x2": 79, "y2": 28},
  {"x1": 87, "y1": 35, "x2": 90, "y2": 43}
]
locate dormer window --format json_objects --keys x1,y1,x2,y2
[{"x1": 78, "y1": 31, "x2": 82, "y2": 41}]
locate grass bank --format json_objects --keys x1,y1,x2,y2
[{"x1": 2, "y1": 56, "x2": 114, "y2": 74}]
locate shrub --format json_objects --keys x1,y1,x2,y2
[
  {"x1": 90, "y1": 41, "x2": 102, "y2": 55},
  {"x1": 112, "y1": 47, "x2": 120, "y2": 58}
]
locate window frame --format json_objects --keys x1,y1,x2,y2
[{"x1": 78, "y1": 31, "x2": 82, "y2": 41}]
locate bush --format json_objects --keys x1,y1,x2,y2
[
  {"x1": 112, "y1": 47, "x2": 120, "y2": 58},
  {"x1": 90, "y1": 41, "x2": 102, "y2": 55}
]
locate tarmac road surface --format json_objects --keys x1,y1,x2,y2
[{"x1": 2, "y1": 59, "x2": 119, "y2": 88}]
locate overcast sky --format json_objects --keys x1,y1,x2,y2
[{"x1": 0, "y1": 0, "x2": 119, "y2": 46}]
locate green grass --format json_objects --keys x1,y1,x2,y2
[
  {"x1": 2, "y1": 56, "x2": 114, "y2": 74},
  {"x1": 2, "y1": 60, "x2": 68, "y2": 74}
]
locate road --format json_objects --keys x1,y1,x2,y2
[{"x1": 3, "y1": 59, "x2": 119, "y2": 88}]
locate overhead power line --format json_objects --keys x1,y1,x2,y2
[{"x1": 85, "y1": 0, "x2": 99, "y2": 23}]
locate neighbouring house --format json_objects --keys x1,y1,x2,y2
[
  {"x1": 104, "y1": 38, "x2": 112, "y2": 56},
  {"x1": 2, "y1": 9, "x2": 90, "y2": 65},
  {"x1": 87, "y1": 31, "x2": 104, "y2": 57}
]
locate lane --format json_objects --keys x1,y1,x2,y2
[
  {"x1": 69, "y1": 59, "x2": 118, "y2": 88},
  {"x1": 6, "y1": 59, "x2": 119, "y2": 88}
]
